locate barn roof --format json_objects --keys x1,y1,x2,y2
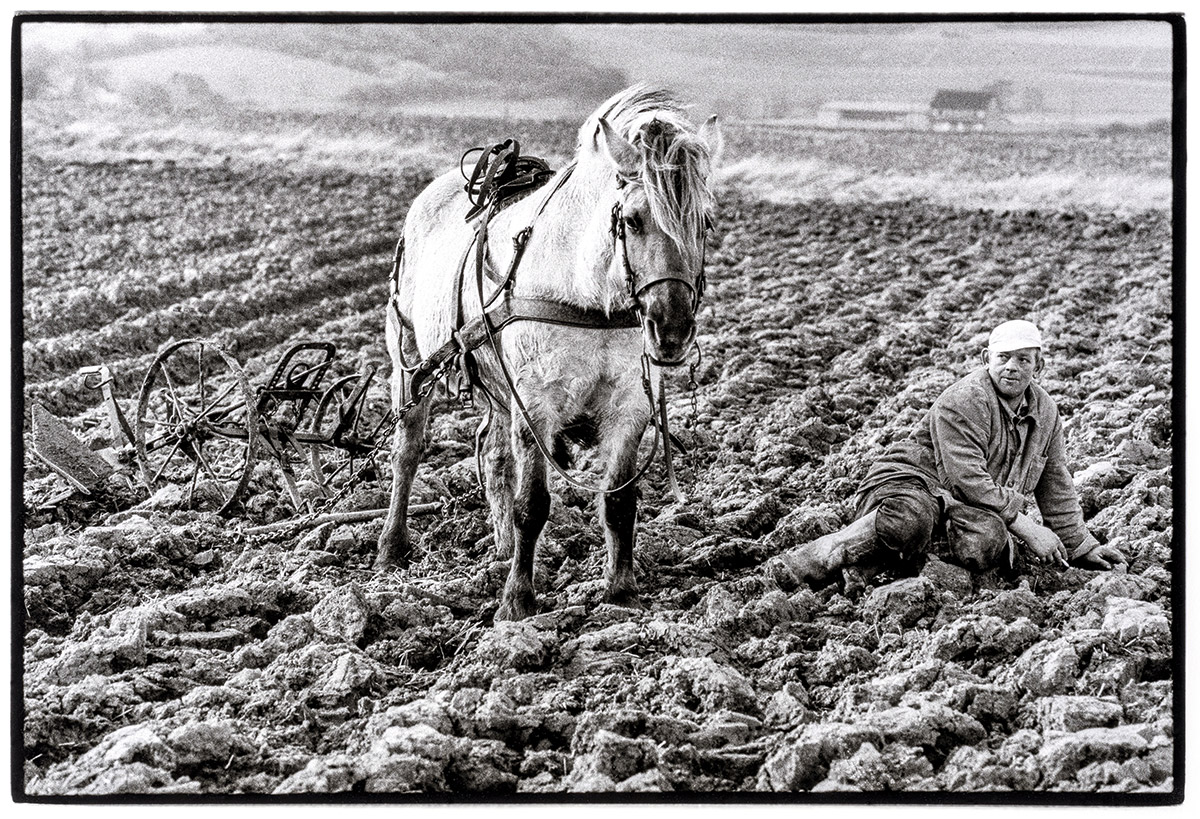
[{"x1": 930, "y1": 90, "x2": 996, "y2": 110}]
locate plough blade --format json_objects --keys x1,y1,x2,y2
[{"x1": 31, "y1": 403, "x2": 115, "y2": 494}]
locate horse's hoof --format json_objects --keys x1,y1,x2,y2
[
  {"x1": 602, "y1": 587, "x2": 643, "y2": 610},
  {"x1": 372, "y1": 550, "x2": 410, "y2": 572},
  {"x1": 496, "y1": 590, "x2": 537, "y2": 621}
]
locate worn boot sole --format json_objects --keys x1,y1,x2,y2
[{"x1": 768, "y1": 510, "x2": 879, "y2": 591}]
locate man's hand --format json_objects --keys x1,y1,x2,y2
[
  {"x1": 1010, "y1": 512, "x2": 1069, "y2": 566},
  {"x1": 1072, "y1": 541, "x2": 1126, "y2": 570}
]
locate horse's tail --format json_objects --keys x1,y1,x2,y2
[
  {"x1": 386, "y1": 236, "x2": 413, "y2": 342},
  {"x1": 385, "y1": 236, "x2": 420, "y2": 407},
  {"x1": 389, "y1": 236, "x2": 405, "y2": 302}
]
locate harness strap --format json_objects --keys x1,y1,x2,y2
[
  {"x1": 611, "y1": 200, "x2": 707, "y2": 314},
  {"x1": 407, "y1": 296, "x2": 641, "y2": 398},
  {"x1": 476, "y1": 271, "x2": 663, "y2": 499},
  {"x1": 658, "y1": 373, "x2": 686, "y2": 504}
]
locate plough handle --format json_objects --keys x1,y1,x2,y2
[
  {"x1": 331, "y1": 365, "x2": 377, "y2": 442},
  {"x1": 78, "y1": 364, "x2": 135, "y2": 449}
]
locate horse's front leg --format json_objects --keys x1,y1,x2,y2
[
  {"x1": 496, "y1": 416, "x2": 549, "y2": 620},
  {"x1": 599, "y1": 421, "x2": 646, "y2": 608}
]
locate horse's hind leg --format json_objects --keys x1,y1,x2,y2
[
  {"x1": 497, "y1": 417, "x2": 549, "y2": 620},
  {"x1": 599, "y1": 425, "x2": 645, "y2": 608},
  {"x1": 376, "y1": 398, "x2": 430, "y2": 569},
  {"x1": 376, "y1": 321, "x2": 431, "y2": 570},
  {"x1": 481, "y1": 409, "x2": 516, "y2": 561}
]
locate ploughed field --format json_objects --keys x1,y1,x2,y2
[{"x1": 20, "y1": 112, "x2": 1174, "y2": 795}]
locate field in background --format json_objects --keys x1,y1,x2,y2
[{"x1": 23, "y1": 104, "x2": 1173, "y2": 213}]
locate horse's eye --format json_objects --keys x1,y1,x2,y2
[{"x1": 623, "y1": 214, "x2": 643, "y2": 234}]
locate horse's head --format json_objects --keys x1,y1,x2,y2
[{"x1": 592, "y1": 107, "x2": 721, "y2": 367}]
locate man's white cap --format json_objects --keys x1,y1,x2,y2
[{"x1": 988, "y1": 320, "x2": 1043, "y2": 353}]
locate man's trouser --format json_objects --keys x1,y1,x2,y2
[{"x1": 856, "y1": 479, "x2": 1012, "y2": 572}]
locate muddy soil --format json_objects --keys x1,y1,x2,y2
[{"x1": 19, "y1": 119, "x2": 1174, "y2": 797}]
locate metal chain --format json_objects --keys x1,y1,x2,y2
[
  {"x1": 686, "y1": 340, "x2": 702, "y2": 429},
  {"x1": 243, "y1": 358, "x2": 455, "y2": 546}
]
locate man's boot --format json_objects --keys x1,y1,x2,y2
[{"x1": 768, "y1": 510, "x2": 879, "y2": 590}]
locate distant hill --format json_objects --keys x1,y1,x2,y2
[
  {"x1": 20, "y1": 19, "x2": 1174, "y2": 124},
  {"x1": 23, "y1": 22, "x2": 632, "y2": 116},
  {"x1": 95, "y1": 44, "x2": 429, "y2": 111}
]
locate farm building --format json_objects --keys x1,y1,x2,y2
[
  {"x1": 816, "y1": 101, "x2": 929, "y2": 130},
  {"x1": 929, "y1": 89, "x2": 1001, "y2": 132}
]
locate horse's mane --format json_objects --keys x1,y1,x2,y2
[{"x1": 579, "y1": 85, "x2": 715, "y2": 272}]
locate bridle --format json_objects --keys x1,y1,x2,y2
[{"x1": 608, "y1": 190, "x2": 709, "y2": 321}]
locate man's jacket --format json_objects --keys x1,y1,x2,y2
[{"x1": 857, "y1": 367, "x2": 1095, "y2": 552}]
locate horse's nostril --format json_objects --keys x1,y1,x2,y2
[
  {"x1": 644, "y1": 318, "x2": 694, "y2": 360},
  {"x1": 644, "y1": 317, "x2": 664, "y2": 348}
]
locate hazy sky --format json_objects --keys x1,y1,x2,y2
[
  {"x1": 21, "y1": 17, "x2": 1172, "y2": 52},
  {"x1": 20, "y1": 17, "x2": 1174, "y2": 121}
]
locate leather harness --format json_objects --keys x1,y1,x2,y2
[
  {"x1": 394, "y1": 140, "x2": 649, "y2": 399},
  {"x1": 388, "y1": 139, "x2": 704, "y2": 498}
]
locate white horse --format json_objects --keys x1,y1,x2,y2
[{"x1": 378, "y1": 85, "x2": 721, "y2": 620}]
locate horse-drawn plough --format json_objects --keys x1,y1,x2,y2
[{"x1": 32, "y1": 339, "x2": 397, "y2": 524}]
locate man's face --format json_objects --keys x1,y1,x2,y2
[{"x1": 986, "y1": 347, "x2": 1042, "y2": 399}]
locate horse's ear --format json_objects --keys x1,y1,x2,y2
[
  {"x1": 699, "y1": 115, "x2": 724, "y2": 167},
  {"x1": 596, "y1": 117, "x2": 641, "y2": 178}
]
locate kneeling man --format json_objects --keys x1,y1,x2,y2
[{"x1": 771, "y1": 320, "x2": 1124, "y2": 588}]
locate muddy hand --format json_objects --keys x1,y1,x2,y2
[
  {"x1": 1074, "y1": 542, "x2": 1126, "y2": 570},
  {"x1": 1011, "y1": 514, "x2": 1067, "y2": 566}
]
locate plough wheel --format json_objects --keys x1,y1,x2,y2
[
  {"x1": 135, "y1": 339, "x2": 258, "y2": 514},
  {"x1": 307, "y1": 373, "x2": 384, "y2": 495}
]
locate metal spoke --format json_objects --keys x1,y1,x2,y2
[
  {"x1": 366, "y1": 412, "x2": 392, "y2": 441},
  {"x1": 194, "y1": 439, "x2": 243, "y2": 484},
  {"x1": 151, "y1": 437, "x2": 185, "y2": 484},
  {"x1": 186, "y1": 459, "x2": 200, "y2": 507},
  {"x1": 193, "y1": 446, "x2": 223, "y2": 487},
  {"x1": 143, "y1": 427, "x2": 181, "y2": 454},
  {"x1": 196, "y1": 344, "x2": 206, "y2": 418},
  {"x1": 326, "y1": 453, "x2": 352, "y2": 484},
  {"x1": 198, "y1": 380, "x2": 239, "y2": 418},
  {"x1": 159, "y1": 362, "x2": 190, "y2": 422},
  {"x1": 159, "y1": 389, "x2": 187, "y2": 427}
]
